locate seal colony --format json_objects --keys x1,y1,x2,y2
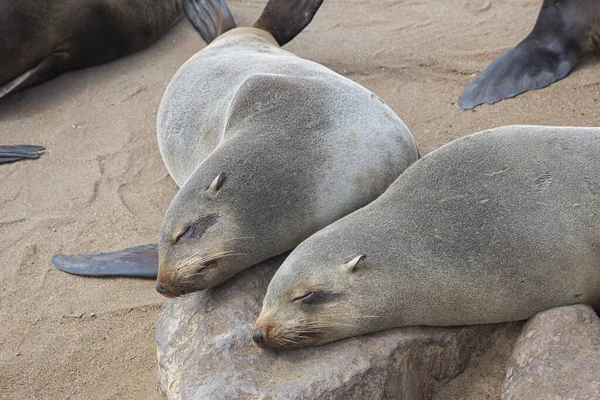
[
  {"x1": 52, "y1": 0, "x2": 419, "y2": 297},
  {"x1": 252, "y1": 125, "x2": 600, "y2": 350},
  {"x1": 459, "y1": 0, "x2": 600, "y2": 109}
]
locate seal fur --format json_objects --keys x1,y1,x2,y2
[
  {"x1": 0, "y1": 0, "x2": 182, "y2": 99},
  {"x1": 253, "y1": 125, "x2": 600, "y2": 349},
  {"x1": 155, "y1": 24, "x2": 418, "y2": 295}
]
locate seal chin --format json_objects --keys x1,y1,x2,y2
[
  {"x1": 157, "y1": 250, "x2": 238, "y2": 295},
  {"x1": 155, "y1": 267, "x2": 211, "y2": 297}
]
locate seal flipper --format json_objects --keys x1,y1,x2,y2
[
  {"x1": 253, "y1": 0, "x2": 324, "y2": 46},
  {"x1": 0, "y1": 53, "x2": 75, "y2": 100},
  {"x1": 52, "y1": 244, "x2": 158, "y2": 279},
  {"x1": 458, "y1": 0, "x2": 598, "y2": 110},
  {"x1": 0, "y1": 145, "x2": 45, "y2": 164},
  {"x1": 182, "y1": 0, "x2": 236, "y2": 44}
]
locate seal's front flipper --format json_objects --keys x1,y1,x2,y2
[
  {"x1": 458, "y1": 0, "x2": 598, "y2": 110},
  {"x1": 0, "y1": 55, "x2": 71, "y2": 99},
  {"x1": 253, "y1": 0, "x2": 324, "y2": 46},
  {"x1": 0, "y1": 145, "x2": 45, "y2": 164},
  {"x1": 52, "y1": 244, "x2": 158, "y2": 279},
  {"x1": 183, "y1": 0, "x2": 236, "y2": 44}
]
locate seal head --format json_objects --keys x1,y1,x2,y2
[
  {"x1": 157, "y1": 171, "x2": 237, "y2": 296},
  {"x1": 252, "y1": 238, "x2": 391, "y2": 349}
]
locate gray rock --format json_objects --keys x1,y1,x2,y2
[
  {"x1": 503, "y1": 304, "x2": 600, "y2": 400},
  {"x1": 156, "y1": 255, "x2": 503, "y2": 400}
]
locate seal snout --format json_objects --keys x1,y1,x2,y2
[
  {"x1": 155, "y1": 281, "x2": 169, "y2": 294},
  {"x1": 251, "y1": 328, "x2": 266, "y2": 347}
]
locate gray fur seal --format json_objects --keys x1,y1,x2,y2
[
  {"x1": 0, "y1": 0, "x2": 182, "y2": 100},
  {"x1": 459, "y1": 0, "x2": 600, "y2": 109},
  {"x1": 252, "y1": 125, "x2": 600, "y2": 350},
  {"x1": 52, "y1": 0, "x2": 419, "y2": 297}
]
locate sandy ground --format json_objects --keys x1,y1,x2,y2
[{"x1": 1, "y1": 0, "x2": 599, "y2": 399}]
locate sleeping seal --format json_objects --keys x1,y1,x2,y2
[
  {"x1": 252, "y1": 125, "x2": 600, "y2": 350},
  {"x1": 459, "y1": 0, "x2": 600, "y2": 109},
  {"x1": 0, "y1": 0, "x2": 182, "y2": 100},
  {"x1": 52, "y1": 0, "x2": 419, "y2": 297}
]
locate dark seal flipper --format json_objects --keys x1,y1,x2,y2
[
  {"x1": 0, "y1": 54, "x2": 74, "y2": 100},
  {"x1": 0, "y1": 145, "x2": 45, "y2": 164},
  {"x1": 459, "y1": 0, "x2": 600, "y2": 110},
  {"x1": 183, "y1": 0, "x2": 237, "y2": 44},
  {"x1": 52, "y1": 244, "x2": 158, "y2": 279},
  {"x1": 253, "y1": 0, "x2": 324, "y2": 46}
]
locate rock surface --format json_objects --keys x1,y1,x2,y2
[
  {"x1": 156, "y1": 255, "x2": 506, "y2": 400},
  {"x1": 503, "y1": 304, "x2": 600, "y2": 400}
]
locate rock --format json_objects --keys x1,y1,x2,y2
[
  {"x1": 503, "y1": 304, "x2": 600, "y2": 400},
  {"x1": 432, "y1": 322, "x2": 523, "y2": 400},
  {"x1": 156, "y1": 255, "x2": 503, "y2": 400}
]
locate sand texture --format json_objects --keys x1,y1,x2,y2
[{"x1": 1, "y1": 0, "x2": 599, "y2": 399}]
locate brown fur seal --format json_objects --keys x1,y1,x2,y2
[
  {"x1": 0, "y1": 0, "x2": 182, "y2": 164},
  {"x1": 459, "y1": 0, "x2": 600, "y2": 109},
  {"x1": 252, "y1": 125, "x2": 600, "y2": 350},
  {"x1": 52, "y1": 0, "x2": 419, "y2": 297},
  {"x1": 0, "y1": 0, "x2": 182, "y2": 100}
]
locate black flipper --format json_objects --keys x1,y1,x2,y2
[
  {"x1": 183, "y1": 0, "x2": 237, "y2": 44},
  {"x1": 458, "y1": 0, "x2": 598, "y2": 110},
  {"x1": 52, "y1": 244, "x2": 158, "y2": 279},
  {"x1": 253, "y1": 0, "x2": 324, "y2": 46},
  {"x1": 0, "y1": 54, "x2": 74, "y2": 100},
  {"x1": 0, "y1": 145, "x2": 45, "y2": 164}
]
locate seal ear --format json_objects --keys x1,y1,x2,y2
[
  {"x1": 207, "y1": 172, "x2": 226, "y2": 192},
  {"x1": 344, "y1": 255, "x2": 366, "y2": 273}
]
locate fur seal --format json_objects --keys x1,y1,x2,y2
[
  {"x1": 459, "y1": 0, "x2": 600, "y2": 109},
  {"x1": 0, "y1": 0, "x2": 182, "y2": 100},
  {"x1": 52, "y1": 0, "x2": 419, "y2": 297},
  {"x1": 0, "y1": 0, "x2": 182, "y2": 164},
  {"x1": 252, "y1": 125, "x2": 600, "y2": 350}
]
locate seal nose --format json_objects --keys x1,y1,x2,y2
[
  {"x1": 155, "y1": 281, "x2": 168, "y2": 294},
  {"x1": 251, "y1": 328, "x2": 266, "y2": 347}
]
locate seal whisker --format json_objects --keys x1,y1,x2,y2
[
  {"x1": 220, "y1": 236, "x2": 256, "y2": 243},
  {"x1": 316, "y1": 313, "x2": 383, "y2": 319},
  {"x1": 277, "y1": 337, "x2": 300, "y2": 345},
  {"x1": 181, "y1": 250, "x2": 236, "y2": 265},
  {"x1": 178, "y1": 251, "x2": 246, "y2": 277}
]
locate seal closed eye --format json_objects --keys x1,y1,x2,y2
[{"x1": 176, "y1": 214, "x2": 220, "y2": 243}]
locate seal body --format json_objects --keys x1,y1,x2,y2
[
  {"x1": 155, "y1": 27, "x2": 418, "y2": 295},
  {"x1": 0, "y1": 0, "x2": 182, "y2": 98},
  {"x1": 254, "y1": 125, "x2": 600, "y2": 349}
]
